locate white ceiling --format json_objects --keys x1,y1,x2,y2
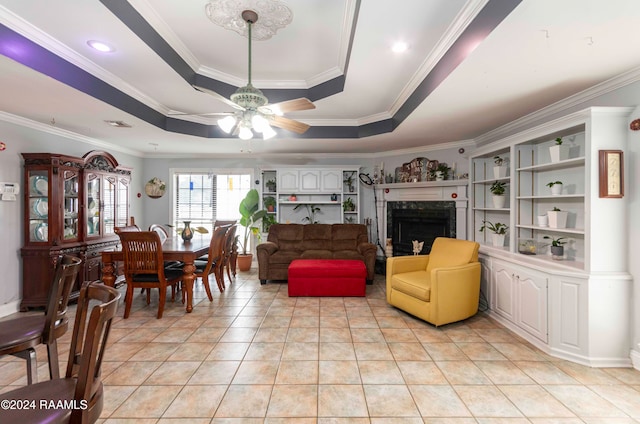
[{"x1": 1, "y1": 0, "x2": 640, "y2": 157}]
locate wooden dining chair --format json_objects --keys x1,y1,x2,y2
[
  {"x1": 148, "y1": 223, "x2": 169, "y2": 243},
  {"x1": 0, "y1": 281, "x2": 121, "y2": 424},
  {"x1": 0, "y1": 255, "x2": 82, "y2": 384},
  {"x1": 114, "y1": 224, "x2": 141, "y2": 234},
  {"x1": 117, "y1": 231, "x2": 183, "y2": 319},
  {"x1": 220, "y1": 224, "x2": 238, "y2": 288},
  {"x1": 194, "y1": 225, "x2": 229, "y2": 299}
]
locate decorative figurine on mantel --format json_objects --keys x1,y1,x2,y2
[{"x1": 412, "y1": 240, "x2": 424, "y2": 255}]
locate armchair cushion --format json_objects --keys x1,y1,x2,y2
[{"x1": 390, "y1": 270, "x2": 431, "y2": 301}]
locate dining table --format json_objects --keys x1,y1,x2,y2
[{"x1": 101, "y1": 235, "x2": 210, "y2": 313}]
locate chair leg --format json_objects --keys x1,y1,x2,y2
[
  {"x1": 157, "y1": 285, "x2": 166, "y2": 319},
  {"x1": 201, "y1": 273, "x2": 214, "y2": 301},
  {"x1": 226, "y1": 262, "x2": 232, "y2": 284},
  {"x1": 124, "y1": 284, "x2": 134, "y2": 318},
  {"x1": 46, "y1": 340, "x2": 60, "y2": 380},
  {"x1": 214, "y1": 267, "x2": 225, "y2": 292},
  {"x1": 15, "y1": 349, "x2": 37, "y2": 385}
]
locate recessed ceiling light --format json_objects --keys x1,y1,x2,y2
[
  {"x1": 87, "y1": 40, "x2": 115, "y2": 53},
  {"x1": 391, "y1": 41, "x2": 408, "y2": 53}
]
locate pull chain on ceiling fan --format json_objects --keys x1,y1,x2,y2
[{"x1": 193, "y1": 8, "x2": 316, "y2": 140}]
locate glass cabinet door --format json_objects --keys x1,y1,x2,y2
[
  {"x1": 115, "y1": 178, "x2": 129, "y2": 230},
  {"x1": 27, "y1": 169, "x2": 49, "y2": 243},
  {"x1": 63, "y1": 170, "x2": 79, "y2": 241},
  {"x1": 86, "y1": 173, "x2": 101, "y2": 237},
  {"x1": 104, "y1": 176, "x2": 116, "y2": 235}
]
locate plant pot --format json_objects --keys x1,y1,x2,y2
[
  {"x1": 266, "y1": 205, "x2": 275, "y2": 212},
  {"x1": 547, "y1": 210, "x2": 568, "y2": 228},
  {"x1": 537, "y1": 214, "x2": 548, "y2": 227},
  {"x1": 550, "y1": 245, "x2": 564, "y2": 260},
  {"x1": 549, "y1": 145, "x2": 570, "y2": 163},
  {"x1": 493, "y1": 166, "x2": 507, "y2": 179},
  {"x1": 492, "y1": 195, "x2": 506, "y2": 209},
  {"x1": 550, "y1": 184, "x2": 563, "y2": 195},
  {"x1": 491, "y1": 233, "x2": 506, "y2": 247},
  {"x1": 236, "y1": 254, "x2": 253, "y2": 272},
  {"x1": 435, "y1": 171, "x2": 444, "y2": 181}
]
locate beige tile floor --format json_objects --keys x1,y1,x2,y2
[{"x1": 2, "y1": 269, "x2": 640, "y2": 423}]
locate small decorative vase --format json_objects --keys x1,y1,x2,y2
[
  {"x1": 492, "y1": 195, "x2": 506, "y2": 209},
  {"x1": 537, "y1": 214, "x2": 548, "y2": 227},
  {"x1": 181, "y1": 221, "x2": 193, "y2": 242},
  {"x1": 551, "y1": 183, "x2": 563, "y2": 195},
  {"x1": 492, "y1": 233, "x2": 506, "y2": 247}
]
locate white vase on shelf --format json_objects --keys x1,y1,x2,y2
[{"x1": 492, "y1": 195, "x2": 506, "y2": 209}]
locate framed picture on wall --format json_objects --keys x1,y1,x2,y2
[{"x1": 598, "y1": 150, "x2": 623, "y2": 198}]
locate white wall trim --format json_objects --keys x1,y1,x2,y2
[
  {"x1": 0, "y1": 300, "x2": 20, "y2": 319},
  {"x1": 631, "y1": 347, "x2": 640, "y2": 371}
]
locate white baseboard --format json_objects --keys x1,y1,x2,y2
[{"x1": 0, "y1": 300, "x2": 20, "y2": 318}]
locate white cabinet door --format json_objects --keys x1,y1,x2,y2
[
  {"x1": 515, "y1": 268, "x2": 548, "y2": 342},
  {"x1": 299, "y1": 170, "x2": 320, "y2": 192},
  {"x1": 321, "y1": 170, "x2": 342, "y2": 192},
  {"x1": 279, "y1": 170, "x2": 298, "y2": 192},
  {"x1": 479, "y1": 254, "x2": 492, "y2": 307},
  {"x1": 492, "y1": 262, "x2": 515, "y2": 321}
]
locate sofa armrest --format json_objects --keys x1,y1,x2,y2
[
  {"x1": 256, "y1": 241, "x2": 278, "y2": 255},
  {"x1": 386, "y1": 255, "x2": 430, "y2": 279},
  {"x1": 357, "y1": 242, "x2": 377, "y2": 256},
  {"x1": 430, "y1": 263, "x2": 481, "y2": 325}
]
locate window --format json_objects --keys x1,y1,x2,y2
[{"x1": 171, "y1": 170, "x2": 252, "y2": 233}]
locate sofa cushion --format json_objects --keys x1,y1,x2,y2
[
  {"x1": 331, "y1": 224, "x2": 365, "y2": 251},
  {"x1": 271, "y1": 224, "x2": 304, "y2": 251},
  {"x1": 301, "y1": 224, "x2": 332, "y2": 251},
  {"x1": 390, "y1": 270, "x2": 431, "y2": 301},
  {"x1": 270, "y1": 250, "x2": 303, "y2": 264},
  {"x1": 300, "y1": 249, "x2": 333, "y2": 259},
  {"x1": 332, "y1": 250, "x2": 364, "y2": 261}
]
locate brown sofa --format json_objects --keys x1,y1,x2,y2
[{"x1": 256, "y1": 224, "x2": 377, "y2": 284}]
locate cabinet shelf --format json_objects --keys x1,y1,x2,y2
[
  {"x1": 516, "y1": 157, "x2": 585, "y2": 172},
  {"x1": 473, "y1": 176, "x2": 510, "y2": 185},
  {"x1": 517, "y1": 194, "x2": 584, "y2": 200},
  {"x1": 516, "y1": 224, "x2": 585, "y2": 234},
  {"x1": 473, "y1": 207, "x2": 510, "y2": 212}
]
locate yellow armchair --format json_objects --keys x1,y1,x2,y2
[{"x1": 386, "y1": 237, "x2": 481, "y2": 326}]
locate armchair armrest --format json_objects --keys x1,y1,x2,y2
[
  {"x1": 386, "y1": 255, "x2": 430, "y2": 278},
  {"x1": 430, "y1": 262, "x2": 481, "y2": 326}
]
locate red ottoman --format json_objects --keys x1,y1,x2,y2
[{"x1": 288, "y1": 259, "x2": 367, "y2": 297}]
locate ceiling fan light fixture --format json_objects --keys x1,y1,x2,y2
[
  {"x1": 262, "y1": 124, "x2": 277, "y2": 140},
  {"x1": 217, "y1": 115, "x2": 237, "y2": 133},
  {"x1": 238, "y1": 126, "x2": 253, "y2": 140},
  {"x1": 252, "y1": 114, "x2": 269, "y2": 133}
]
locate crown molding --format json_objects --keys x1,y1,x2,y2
[
  {"x1": 0, "y1": 112, "x2": 142, "y2": 157},
  {"x1": 376, "y1": 139, "x2": 476, "y2": 158},
  {"x1": 476, "y1": 65, "x2": 640, "y2": 146}
]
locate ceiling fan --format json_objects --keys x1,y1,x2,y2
[{"x1": 190, "y1": 9, "x2": 315, "y2": 140}]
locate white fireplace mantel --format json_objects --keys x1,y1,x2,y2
[{"x1": 374, "y1": 180, "x2": 469, "y2": 252}]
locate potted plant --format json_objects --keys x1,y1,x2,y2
[
  {"x1": 490, "y1": 181, "x2": 507, "y2": 208},
  {"x1": 263, "y1": 196, "x2": 276, "y2": 212},
  {"x1": 288, "y1": 193, "x2": 297, "y2": 201},
  {"x1": 265, "y1": 179, "x2": 277, "y2": 193},
  {"x1": 342, "y1": 197, "x2": 355, "y2": 212},
  {"x1": 479, "y1": 220, "x2": 508, "y2": 247},
  {"x1": 237, "y1": 189, "x2": 267, "y2": 271},
  {"x1": 430, "y1": 163, "x2": 450, "y2": 181},
  {"x1": 294, "y1": 203, "x2": 321, "y2": 223},
  {"x1": 493, "y1": 155, "x2": 508, "y2": 179},
  {"x1": 549, "y1": 137, "x2": 570, "y2": 163},
  {"x1": 262, "y1": 213, "x2": 277, "y2": 233},
  {"x1": 546, "y1": 181, "x2": 563, "y2": 195},
  {"x1": 547, "y1": 206, "x2": 568, "y2": 228},
  {"x1": 543, "y1": 235, "x2": 566, "y2": 260},
  {"x1": 343, "y1": 172, "x2": 355, "y2": 192}
]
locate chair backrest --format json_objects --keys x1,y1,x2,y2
[
  {"x1": 149, "y1": 224, "x2": 169, "y2": 244},
  {"x1": 202, "y1": 225, "x2": 229, "y2": 271},
  {"x1": 118, "y1": 231, "x2": 167, "y2": 280},
  {"x1": 222, "y1": 224, "x2": 238, "y2": 259},
  {"x1": 214, "y1": 220, "x2": 237, "y2": 228},
  {"x1": 114, "y1": 224, "x2": 141, "y2": 234},
  {"x1": 426, "y1": 237, "x2": 480, "y2": 273},
  {"x1": 42, "y1": 255, "x2": 83, "y2": 343},
  {"x1": 66, "y1": 281, "x2": 120, "y2": 424}
]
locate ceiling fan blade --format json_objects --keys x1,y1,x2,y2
[
  {"x1": 270, "y1": 116, "x2": 310, "y2": 134},
  {"x1": 263, "y1": 97, "x2": 315, "y2": 115},
  {"x1": 192, "y1": 84, "x2": 245, "y2": 111}
]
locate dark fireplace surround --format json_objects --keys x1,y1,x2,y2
[{"x1": 387, "y1": 201, "x2": 456, "y2": 256}]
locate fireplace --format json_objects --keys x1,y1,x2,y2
[{"x1": 387, "y1": 201, "x2": 456, "y2": 256}]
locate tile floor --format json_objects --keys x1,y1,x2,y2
[{"x1": 2, "y1": 269, "x2": 640, "y2": 423}]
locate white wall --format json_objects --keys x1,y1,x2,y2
[{"x1": 627, "y1": 105, "x2": 640, "y2": 365}]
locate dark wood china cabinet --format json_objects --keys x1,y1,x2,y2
[{"x1": 20, "y1": 151, "x2": 131, "y2": 310}]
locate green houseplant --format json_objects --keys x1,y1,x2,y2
[
  {"x1": 490, "y1": 181, "x2": 507, "y2": 208},
  {"x1": 294, "y1": 203, "x2": 321, "y2": 223},
  {"x1": 263, "y1": 196, "x2": 276, "y2": 212},
  {"x1": 549, "y1": 136, "x2": 569, "y2": 162},
  {"x1": 546, "y1": 181, "x2": 563, "y2": 195},
  {"x1": 543, "y1": 235, "x2": 566, "y2": 260},
  {"x1": 342, "y1": 197, "x2": 355, "y2": 212},
  {"x1": 493, "y1": 155, "x2": 508, "y2": 178},
  {"x1": 343, "y1": 172, "x2": 355, "y2": 192},
  {"x1": 265, "y1": 179, "x2": 277, "y2": 192},
  {"x1": 547, "y1": 206, "x2": 568, "y2": 229},
  {"x1": 479, "y1": 220, "x2": 508, "y2": 247},
  {"x1": 237, "y1": 189, "x2": 267, "y2": 271}
]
